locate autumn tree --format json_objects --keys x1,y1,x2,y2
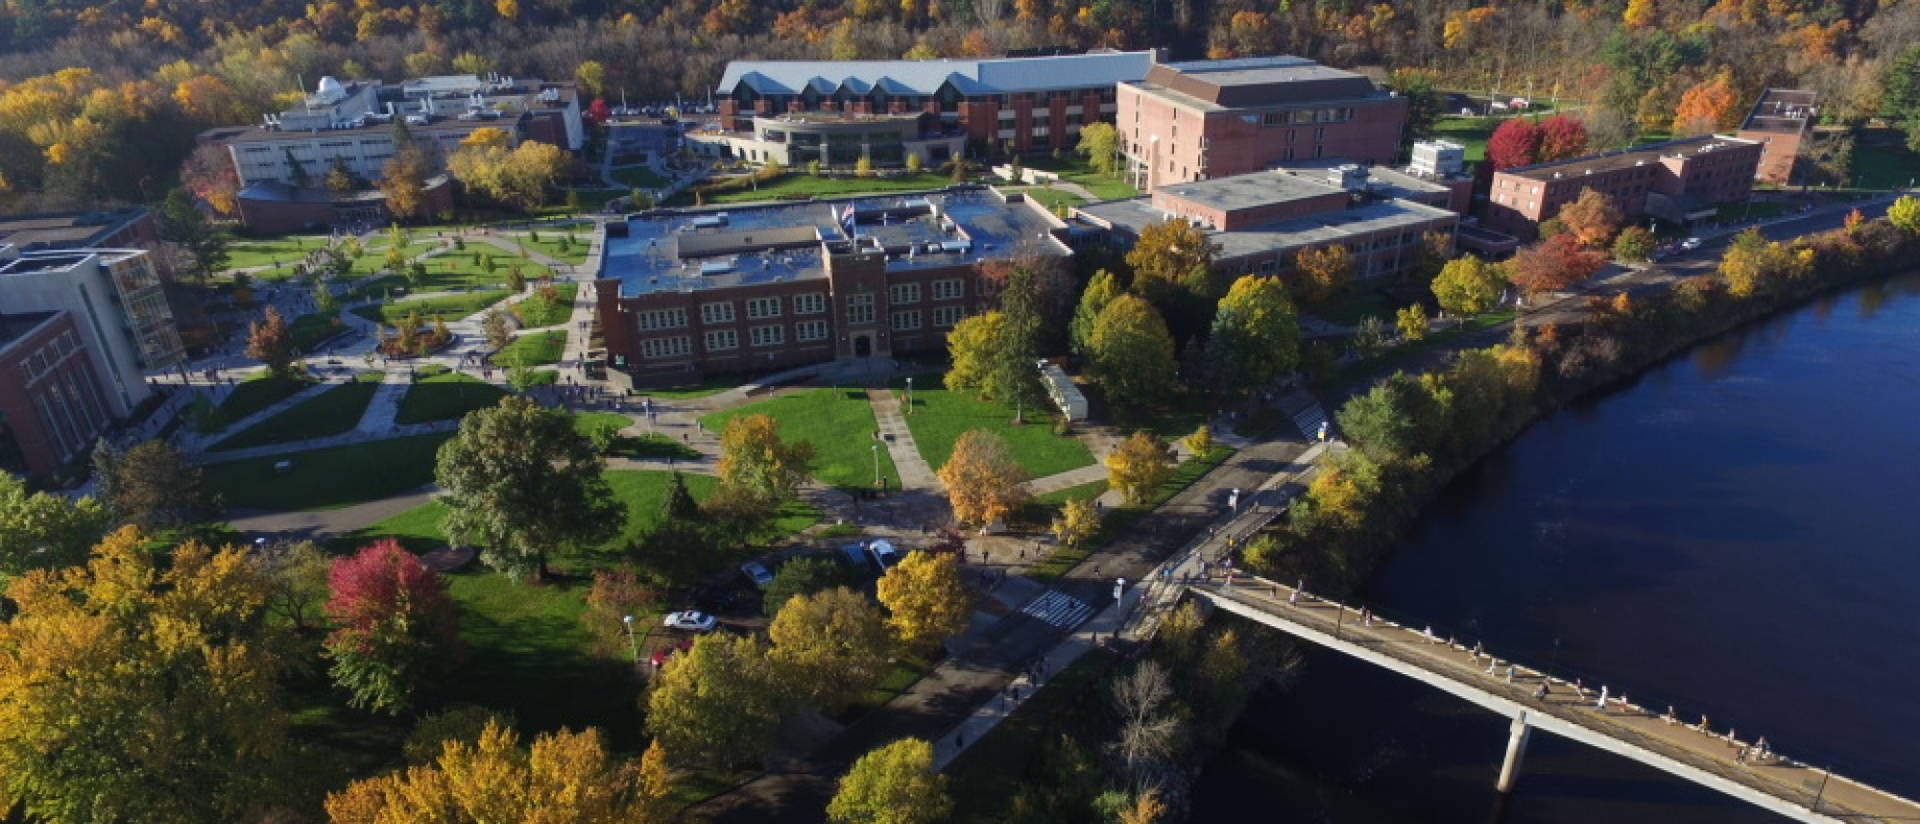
[
  {"x1": 937, "y1": 429, "x2": 1031, "y2": 526},
  {"x1": 1291, "y1": 243, "x2": 1352, "y2": 307},
  {"x1": 435, "y1": 396, "x2": 621, "y2": 580},
  {"x1": 716, "y1": 412, "x2": 816, "y2": 507},
  {"x1": 1536, "y1": 114, "x2": 1590, "y2": 163},
  {"x1": 1087, "y1": 294, "x2": 1177, "y2": 409},
  {"x1": 1612, "y1": 225, "x2": 1657, "y2": 261},
  {"x1": 1487, "y1": 118, "x2": 1543, "y2": 170},
  {"x1": 1673, "y1": 69, "x2": 1741, "y2": 136},
  {"x1": 1069, "y1": 268, "x2": 1120, "y2": 358},
  {"x1": 157, "y1": 187, "x2": 229, "y2": 281},
  {"x1": 180, "y1": 143, "x2": 241, "y2": 217},
  {"x1": 1430, "y1": 254, "x2": 1508, "y2": 316},
  {"x1": 322, "y1": 539, "x2": 462, "y2": 714},
  {"x1": 945, "y1": 310, "x2": 1004, "y2": 393},
  {"x1": 1106, "y1": 430, "x2": 1175, "y2": 506},
  {"x1": 483, "y1": 308, "x2": 513, "y2": 349},
  {"x1": 1124, "y1": 218, "x2": 1218, "y2": 342},
  {"x1": 1557, "y1": 187, "x2": 1624, "y2": 247},
  {"x1": 761, "y1": 555, "x2": 854, "y2": 616},
  {"x1": 1051, "y1": 496, "x2": 1101, "y2": 551},
  {"x1": 326, "y1": 721, "x2": 675, "y2": 824},
  {"x1": 0, "y1": 528, "x2": 295, "y2": 824},
  {"x1": 1888, "y1": 195, "x2": 1920, "y2": 235},
  {"x1": 769, "y1": 586, "x2": 892, "y2": 711},
  {"x1": 451, "y1": 135, "x2": 570, "y2": 212},
  {"x1": 575, "y1": 60, "x2": 607, "y2": 97},
  {"x1": 1396, "y1": 303, "x2": 1430, "y2": 341},
  {"x1": 257, "y1": 539, "x2": 331, "y2": 632},
  {"x1": 646, "y1": 633, "x2": 782, "y2": 767},
  {"x1": 1384, "y1": 68, "x2": 1442, "y2": 142},
  {"x1": 876, "y1": 550, "x2": 970, "y2": 653},
  {"x1": 1076, "y1": 121, "x2": 1120, "y2": 176},
  {"x1": 1718, "y1": 228, "x2": 1814, "y2": 297},
  {"x1": 93, "y1": 439, "x2": 212, "y2": 528},
  {"x1": 827, "y1": 738, "x2": 952, "y2": 824},
  {"x1": 1203, "y1": 274, "x2": 1300, "y2": 395},
  {"x1": 0, "y1": 472, "x2": 108, "y2": 578},
  {"x1": 1508, "y1": 234, "x2": 1608, "y2": 300},
  {"x1": 580, "y1": 568, "x2": 658, "y2": 658},
  {"x1": 379, "y1": 124, "x2": 436, "y2": 221}
]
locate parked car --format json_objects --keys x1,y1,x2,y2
[
  {"x1": 650, "y1": 638, "x2": 694, "y2": 668},
  {"x1": 662, "y1": 610, "x2": 718, "y2": 632},
  {"x1": 866, "y1": 539, "x2": 902, "y2": 571},
  {"x1": 1680, "y1": 236, "x2": 1703, "y2": 251},
  {"x1": 740, "y1": 561, "x2": 775, "y2": 589}
]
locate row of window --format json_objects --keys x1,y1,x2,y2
[
  {"x1": 637, "y1": 308, "x2": 968, "y2": 360},
  {"x1": 17, "y1": 329, "x2": 81, "y2": 381},
  {"x1": 1261, "y1": 107, "x2": 1356, "y2": 126}
]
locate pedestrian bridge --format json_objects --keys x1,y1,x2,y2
[{"x1": 1175, "y1": 577, "x2": 1920, "y2": 824}]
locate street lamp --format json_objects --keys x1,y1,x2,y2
[
  {"x1": 871, "y1": 443, "x2": 883, "y2": 488},
  {"x1": 621, "y1": 615, "x2": 639, "y2": 663},
  {"x1": 905, "y1": 376, "x2": 913, "y2": 413}
]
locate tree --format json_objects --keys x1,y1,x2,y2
[
  {"x1": 1385, "y1": 68, "x2": 1442, "y2": 142},
  {"x1": 762, "y1": 555, "x2": 852, "y2": 616},
  {"x1": 435, "y1": 396, "x2": 621, "y2": 580},
  {"x1": 247, "y1": 304, "x2": 297, "y2": 374},
  {"x1": 506, "y1": 262, "x2": 527, "y2": 291},
  {"x1": 1487, "y1": 118, "x2": 1543, "y2": 170},
  {"x1": 1125, "y1": 218, "x2": 1217, "y2": 342},
  {"x1": 855, "y1": 155, "x2": 875, "y2": 177},
  {"x1": 379, "y1": 126, "x2": 436, "y2": 221},
  {"x1": 769, "y1": 587, "x2": 892, "y2": 711},
  {"x1": 1292, "y1": 243, "x2": 1352, "y2": 307},
  {"x1": 1202, "y1": 274, "x2": 1300, "y2": 395},
  {"x1": 1070, "y1": 268, "x2": 1120, "y2": 358},
  {"x1": 258, "y1": 540, "x2": 331, "y2": 632},
  {"x1": 285, "y1": 147, "x2": 310, "y2": 187},
  {"x1": 1888, "y1": 195, "x2": 1920, "y2": 235},
  {"x1": 483, "y1": 308, "x2": 513, "y2": 349},
  {"x1": 326, "y1": 721, "x2": 674, "y2": 824},
  {"x1": 325, "y1": 157, "x2": 356, "y2": 192},
  {"x1": 1536, "y1": 114, "x2": 1589, "y2": 163},
  {"x1": 938, "y1": 429, "x2": 1031, "y2": 526},
  {"x1": 1884, "y1": 46, "x2": 1920, "y2": 151},
  {"x1": 646, "y1": 633, "x2": 782, "y2": 767},
  {"x1": 1718, "y1": 228, "x2": 1813, "y2": 297},
  {"x1": 717, "y1": 413, "x2": 816, "y2": 507},
  {"x1": 946, "y1": 311, "x2": 1005, "y2": 393},
  {"x1": 1622, "y1": 0, "x2": 1657, "y2": 28},
  {"x1": 1087, "y1": 295, "x2": 1177, "y2": 409},
  {"x1": 157, "y1": 187, "x2": 229, "y2": 281},
  {"x1": 876, "y1": 550, "x2": 970, "y2": 653},
  {"x1": 1106, "y1": 430, "x2": 1175, "y2": 506},
  {"x1": 575, "y1": 60, "x2": 607, "y2": 97},
  {"x1": 1557, "y1": 187, "x2": 1624, "y2": 247},
  {"x1": 322, "y1": 539, "x2": 462, "y2": 714},
  {"x1": 95, "y1": 440, "x2": 211, "y2": 528},
  {"x1": 827, "y1": 738, "x2": 952, "y2": 824},
  {"x1": 1076, "y1": 121, "x2": 1120, "y2": 176},
  {"x1": 984, "y1": 259, "x2": 1047, "y2": 421},
  {"x1": 1396, "y1": 303, "x2": 1430, "y2": 341},
  {"x1": 1185, "y1": 425, "x2": 1214, "y2": 457},
  {"x1": 1109, "y1": 660, "x2": 1180, "y2": 778},
  {"x1": 0, "y1": 473, "x2": 108, "y2": 578},
  {"x1": 1431, "y1": 254, "x2": 1506, "y2": 317},
  {"x1": 314, "y1": 280, "x2": 339, "y2": 314},
  {"x1": 0, "y1": 528, "x2": 294, "y2": 824},
  {"x1": 452, "y1": 139, "x2": 572, "y2": 212},
  {"x1": 1612, "y1": 225, "x2": 1657, "y2": 261},
  {"x1": 1673, "y1": 69, "x2": 1742, "y2": 136},
  {"x1": 1508, "y1": 234, "x2": 1608, "y2": 299},
  {"x1": 1051, "y1": 496, "x2": 1101, "y2": 550},
  {"x1": 180, "y1": 143, "x2": 241, "y2": 217}
]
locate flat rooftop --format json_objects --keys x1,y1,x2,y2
[
  {"x1": 1741, "y1": 88, "x2": 1818, "y2": 135},
  {"x1": 0, "y1": 209, "x2": 146, "y2": 251},
  {"x1": 1500, "y1": 135, "x2": 1760, "y2": 182},
  {"x1": 602, "y1": 187, "x2": 1066, "y2": 298},
  {"x1": 0, "y1": 310, "x2": 58, "y2": 351},
  {"x1": 1271, "y1": 160, "x2": 1458, "y2": 199},
  {"x1": 0, "y1": 248, "x2": 143, "y2": 275},
  {"x1": 1157, "y1": 170, "x2": 1347, "y2": 212},
  {"x1": 1135, "y1": 55, "x2": 1386, "y2": 111},
  {"x1": 1081, "y1": 196, "x2": 1454, "y2": 262}
]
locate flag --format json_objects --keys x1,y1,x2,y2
[{"x1": 840, "y1": 203, "x2": 856, "y2": 234}]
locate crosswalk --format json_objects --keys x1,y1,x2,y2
[{"x1": 1020, "y1": 590, "x2": 1094, "y2": 630}]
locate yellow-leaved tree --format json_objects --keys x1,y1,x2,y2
[
  {"x1": 944, "y1": 310, "x2": 1005, "y2": 393},
  {"x1": 646, "y1": 633, "x2": 783, "y2": 768},
  {"x1": 1051, "y1": 496, "x2": 1101, "y2": 550},
  {"x1": 769, "y1": 587, "x2": 893, "y2": 712},
  {"x1": 936, "y1": 429, "x2": 1031, "y2": 527},
  {"x1": 876, "y1": 550, "x2": 971, "y2": 653},
  {"x1": 1106, "y1": 430, "x2": 1176, "y2": 506},
  {"x1": 827, "y1": 738, "x2": 952, "y2": 824},
  {"x1": 717, "y1": 412, "x2": 815, "y2": 506}
]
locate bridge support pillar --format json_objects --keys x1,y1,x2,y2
[{"x1": 1497, "y1": 714, "x2": 1532, "y2": 793}]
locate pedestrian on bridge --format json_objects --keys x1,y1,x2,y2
[{"x1": 1596, "y1": 685, "x2": 1610, "y2": 711}]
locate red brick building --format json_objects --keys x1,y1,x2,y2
[
  {"x1": 1485, "y1": 135, "x2": 1764, "y2": 240},
  {"x1": 1737, "y1": 89, "x2": 1818, "y2": 185},
  {"x1": 712, "y1": 51, "x2": 1153, "y2": 162},
  {"x1": 235, "y1": 174, "x2": 456, "y2": 234},
  {"x1": 595, "y1": 188, "x2": 1070, "y2": 385},
  {"x1": 0, "y1": 311, "x2": 114, "y2": 481},
  {"x1": 1116, "y1": 56, "x2": 1409, "y2": 191}
]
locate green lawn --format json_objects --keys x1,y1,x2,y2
[
  {"x1": 1005, "y1": 186, "x2": 1086, "y2": 211},
  {"x1": 223, "y1": 235, "x2": 330, "y2": 270},
  {"x1": 635, "y1": 376, "x2": 740, "y2": 399},
  {"x1": 612, "y1": 166, "x2": 670, "y2": 188},
  {"x1": 1852, "y1": 136, "x2": 1920, "y2": 189},
  {"x1": 359, "y1": 250, "x2": 549, "y2": 294},
  {"x1": 290, "y1": 310, "x2": 346, "y2": 352},
  {"x1": 349, "y1": 241, "x2": 444, "y2": 275},
  {"x1": 512, "y1": 282, "x2": 578, "y2": 327},
  {"x1": 203, "y1": 432, "x2": 453, "y2": 511},
  {"x1": 1432, "y1": 116, "x2": 1498, "y2": 162},
  {"x1": 699, "y1": 387, "x2": 900, "y2": 491},
  {"x1": 202, "y1": 374, "x2": 314, "y2": 432},
  {"x1": 252, "y1": 264, "x2": 304, "y2": 282},
  {"x1": 1021, "y1": 155, "x2": 1139, "y2": 201},
  {"x1": 491, "y1": 329, "x2": 567, "y2": 367},
  {"x1": 210, "y1": 372, "x2": 384, "y2": 452},
  {"x1": 396, "y1": 367, "x2": 508, "y2": 424},
  {"x1": 1314, "y1": 288, "x2": 1396, "y2": 326},
  {"x1": 352, "y1": 290, "x2": 510, "y2": 325},
  {"x1": 899, "y1": 387, "x2": 1094, "y2": 477},
  {"x1": 684, "y1": 172, "x2": 957, "y2": 205},
  {"x1": 1027, "y1": 445, "x2": 1236, "y2": 583},
  {"x1": 513, "y1": 233, "x2": 592, "y2": 265}
]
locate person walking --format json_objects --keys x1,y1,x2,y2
[{"x1": 1596, "y1": 685, "x2": 1609, "y2": 711}]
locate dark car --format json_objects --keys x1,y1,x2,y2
[{"x1": 692, "y1": 584, "x2": 739, "y2": 612}]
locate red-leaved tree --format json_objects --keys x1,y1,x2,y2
[
  {"x1": 1487, "y1": 118, "x2": 1543, "y2": 170},
  {"x1": 587, "y1": 97, "x2": 613, "y2": 126},
  {"x1": 1536, "y1": 114, "x2": 1589, "y2": 163},
  {"x1": 322, "y1": 539, "x2": 462, "y2": 714},
  {"x1": 1509, "y1": 234, "x2": 1609, "y2": 299}
]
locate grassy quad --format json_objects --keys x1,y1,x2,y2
[
  {"x1": 209, "y1": 372, "x2": 385, "y2": 452},
  {"x1": 1022, "y1": 445, "x2": 1236, "y2": 583},
  {"x1": 198, "y1": 374, "x2": 314, "y2": 433},
  {"x1": 202, "y1": 432, "x2": 454, "y2": 511},
  {"x1": 348, "y1": 241, "x2": 444, "y2": 275},
  {"x1": 222, "y1": 235, "x2": 331, "y2": 270},
  {"x1": 395, "y1": 365, "x2": 508, "y2": 424},
  {"x1": 289, "y1": 310, "x2": 347, "y2": 352},
  {"x1": 1020, "y1": 155, "x2": 1139, "y2": 201},
  {"x1": 490, "y1": 329, "x2": 567, "y2": 367},
  {"x1": 611, "y1": 166, "x2": 669, "y2": 188},
  {"x1": 699, "y1": 387, "x2": 901, "y2": 491},
  {"x1": 511, "y1": 282, "x2": 578, "y2": 327},
  {"x1": 352, "y1": 290, "x2": 510, "y2": 325},
  {"x1": 513, "y1": 231, "x2": 592, "y2": 265},
  {"x1": 899, "y1": 386, "x2": 1094, "y2": 478}
]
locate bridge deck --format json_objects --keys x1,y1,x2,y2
[{"x1": 1187, "y1": 578, "x2": 1920, "y2": 824}]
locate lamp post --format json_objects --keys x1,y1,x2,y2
[
  {"x1": 871, "y1": 443, "x2": 882, "y2": 488},
  {"x1": 621, "y1": 615, "x2": 639, "y2": 664},
  {"x1": 905, "y1": 376, "x2": 913, "y2": 413}
]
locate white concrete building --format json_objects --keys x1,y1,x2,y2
[{"x1": 0, "y1": 245, "x2": 181, "y2": 415}]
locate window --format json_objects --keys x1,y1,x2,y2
[
  {"x1": 641, "y1": 336, "x2": 691, "y2": 359},
  {"x1": 794, "y1": 293, "x2": 827, "y2": 314},
  {"x1": 889, "y1": 283, "x2": 921, "y2": 304},
  {"x1": 796, "y1": 320, "x2": 829, "y2": 342},
  {"x1": 932, "y1": 306, "x2": 964, "y2": 327},
  {"x1": 704, "y1": 329, "x2": 739, "y2": 351},
  {"x1": 750, "y1": 325, "x2": 785, "y2": 347},
  {"x1": 638, "y1": 307, "x2": 687, "y2": 330},
  {"x1": 891, "y1": 310, "x2": 921, "y2": 331},
  {"x1": 700, "y1": 302, "x2": 735, "y2": 324},
  {"x1": 932, "y1": 278, "x2": 963, "y2": 300},
  {"x1": 847, "y1": 293, "x2": 875, "y2": 325},
  {"x1": 746, "y1": 296, "x2": 781, "y2": 319}
]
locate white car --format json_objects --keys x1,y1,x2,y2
[
  {"x1": 663, "y1": 610, "x2": 718, "y2": 632},
  {"x1": 1680, "y1": 237, "x2": 1703, "y2": 251}
]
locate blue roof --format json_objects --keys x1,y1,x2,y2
[{"x1": 718, "y1": 51, "x2": 1153, "y2": 97}]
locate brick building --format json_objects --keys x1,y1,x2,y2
[
  {"x1": 1737, "y1": 89, "x2": 1818, "y2": 185},
  {"x1": 710, "y1": 51, "x2": 1153, "y2": 165},
  {"x1": 0, "y1": 311, "x2": 115, "y2": 481},
  {"x1": 1485, "y1": 135, "x2": 1763, "y2": 240},
  {"x1": 0, "y1": 246, "x2": 181, "y2": 417},
  {"x1": 1116, "y1": 56, "x2": 1409, "y2": 191},
  {"x1": 235, "y1": 174, "x2": 457, "y2": 234},
  {"x1": 595, "y1": 187, "x2": 1070, "y2": 384},
  {"x1": 1077, "y1": 165, "x2": 1457, "y2": 282}
]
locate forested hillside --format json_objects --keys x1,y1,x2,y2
[{"x1": 0, "y1": 0, "x2": 1916, "y2": 210}]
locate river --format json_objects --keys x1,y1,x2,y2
[{"x1": 1194, "y1": 272, "x2": 1920, "y2": 823}]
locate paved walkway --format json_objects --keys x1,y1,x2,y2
[{"x1": 867, "y1": 388, "x2": 941, "y2": 492}]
